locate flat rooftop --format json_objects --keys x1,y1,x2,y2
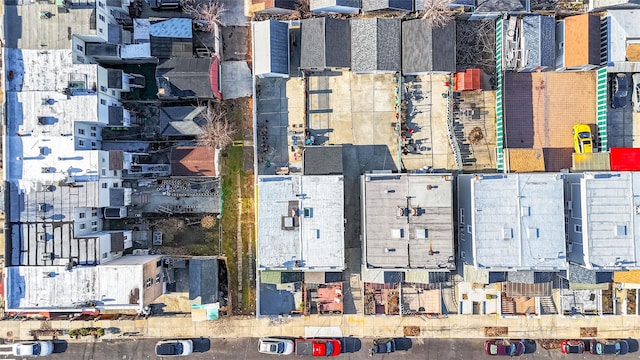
[
  {"x1": 4, "y1": 5, "x2": 96, "y2": 50},
  {"x1": 8, "y1": 182, "x2": 106, "y2": 266},
  {"x1": 6, "y1": 49, "x2": 101, "y2": 183},
  {"x1": 4, "y1": 255, "x2": 161, "y2": 311},
  {"x1": 362, "y1": 173, "x2": 454, "y2": 270},
  {"x1": 582, "y1": 172, "x2": 640, "y2": 269},
  {"x1": 467, "y1": 173, "x2": 567, "y2": 270},
  {"x1": 257, "y1": 175, "x2": 345, "y2": 270}
]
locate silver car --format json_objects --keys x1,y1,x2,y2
[
  {"x1": 633, "y1": 73, "x2": 640, "y2": 112},
  {"x1": 258, "y1": 338, "x2": 295, "y2": 355}
]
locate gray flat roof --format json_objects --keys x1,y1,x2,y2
[
  {"x1": 362, "y1": 173, "x2": 454, "y2": 270},
  {"x1": 467, "y1": 173, "x2": 567, "y2": 270},
  {"x1": 582, "y1": 172, "x2": 640, "y2": 269},
  {"x1": 257, "y1": 175, "x2": 345, "y2": 270}
]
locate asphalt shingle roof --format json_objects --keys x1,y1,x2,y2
[
  {"x1": 156, "y1": 58, "x2": 213, "y2": 98},
  {"x1": 474, "y1": 0, "x2": 525, "y2": 12},
  {"x1": 362, "y1": 0, "x2": 412, "y2": 11},
  {"x1": 402, "y1": 19, "x2": 456, "y2": 74},
  {"x1": 301, "y1": 18, "x2": 351, "y2": 69},
  {"x1": 303, "y1": 146, "x2": 343, "y2": 175},
  {"x1": 351, "y1": 18, "x2": 401, "y2": 72}
]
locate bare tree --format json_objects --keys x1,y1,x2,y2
[
  {"x1": 182, "y1": 0, "x2": 226, "y2": 32},
  {"x1": 420, "y1": 0, "x2": 456, "y2": 28},
  {"x1": 197, "y1": 107, "x2": 237, "y2": 149},
  {"x1": 288, "y1": 0, "x2": 311, "y2": 20}
]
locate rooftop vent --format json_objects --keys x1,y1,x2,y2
[{"x1": 281, "y1": 216, "x2": 297, "y2": 230}]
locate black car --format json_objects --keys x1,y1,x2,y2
[
  {"x1": 590, "y1": 339, "x2": 629, "y2": 355},
  {"x1": 371, "y1": 339, "x2": 396, "y2": 354},
  {"x1": 612, "y1": 73, "x2": 630, "y2": 109}
]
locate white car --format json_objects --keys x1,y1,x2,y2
[
  {"x1": 258, "y1": 338, "x2": 295, "y2": 355},
  {"x1": 633, "y1": 73, "x2": 640, "y2": 112},
  {"x1": 13, "y1": 341, "x2": 54, "y2": 357},
  {"x1": 155, "y1": 339, "x2": 193, "y2": 357}
]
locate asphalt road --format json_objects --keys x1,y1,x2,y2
[{"x1": 4, "y1": 338, "x2": 635, "y2": 360}]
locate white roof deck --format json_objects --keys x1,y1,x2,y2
[
  {"x1": 4, "y1": 255, "x2": 160, "y2": 312},
  {"x1": 607, "y1": 10, "x2": 640, "y2": 64},
  {"x1": 6, "y1": 49, "x2": 102, "y2": 183},
  {"x1": 470, "y1": 173, "x2": 567, "y2": 271},
  {"x1": 6, "y1": 49, "x2": 98, "y2": 92},
  {"x1": 257, "y1": 175, "x2": 345, "y2": 270},
  {"x1": 362, "y1": 173, "x2": 454, "y2": 270},
  {"x1": 582, "y1": 172, "x2": 640, "y2": 269}
]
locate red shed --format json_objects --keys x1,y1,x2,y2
[{"x1": 455, "y1": 68, "x2": 482, "y2": 91}]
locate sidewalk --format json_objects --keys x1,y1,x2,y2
[{"x1": 1, "y1": 313, "x2": 640, "y2": 341}]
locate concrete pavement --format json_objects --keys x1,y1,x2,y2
[{"x1": 1, "y1": 313, "x2": 640, "y2": 342}]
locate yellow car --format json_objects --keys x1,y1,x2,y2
[{"x1": 572, "y1": 124, "x2": 593, "y2": 153}]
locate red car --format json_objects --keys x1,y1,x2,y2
[
  {"x1": 561, "y1": 340, "x2": 585, "y2": 354},
  {"x1": 295, "y1": 338, "x2": 341, "y2": 357},
  {"x1": 484, "y1": 340, "x2": 525, "y2": 356}
]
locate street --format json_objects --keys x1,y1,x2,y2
[{"x1": 4, "y1": 338, "x2": 634, "y2": 360}]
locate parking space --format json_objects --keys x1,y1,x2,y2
[{"x1": 607, "y1": 72, "x2": 640, "y2": 148}]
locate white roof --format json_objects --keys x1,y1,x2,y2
[
  {"x1": 4, "y1": 255, "x2": 161, "y2": 312},
  {"x1": 257, "y1": 175, "x2": 345, "y2": 270},
  {"x1": 607, "y1": 10, "x2": 640, "y2": 64},
  {"x1": 582, "y1": 172, "x2": 640, "y2": 269},
  {"x1": 133, "y1": 19, "x2": 151, "y2": 42},
  {"x1": 121, "y1": 43, "x2": 152, "y2": 59},
  {"x1": 149, "y1": 18, "x2": 193, "y2": 38},
  {"x1": 5, "y1": 49, "x2": 98, "y2": 92},
  {"x1": 470, "y1": 173, "x2": 567, "y2": 270}
]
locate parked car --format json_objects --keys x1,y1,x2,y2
[
  {"x1": 371, "y1": 338, "x2": 396, "y2": 354},
  {"x1": 155, "y1": 339, "x2": 194, "y2": 357},
  {"x1": 258, "y1": 338, "x2": 295, "y2": 355},
  {"x1": 612, "y1": 73, "x2": 630, "y2": 109},
  {"x1": 590, "y1": 339, "x2": 629, "y2": 355},
  {"x1": 12, "y1": 341, "x2": 54, "y2": 357},
  {"x1": 561, "y1": 340, "x2": 585, "y2": 354},
  {"x1": 632, "y1": 73, "x2": 640, "y2": 112},
  {"x1": 484, "y1": 340, "x2": 525, "y2": 356},
  {"x1": 572, "y1": 124, "x2": 593, "y2": 153},
  {"x1": 295, "y1": 338, "x2": 341, "y2": 357}
]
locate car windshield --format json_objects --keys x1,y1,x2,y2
[
  {"x1": 509, "y1": 344, "x2": 517, "y2": 356},
  {"x1": 578, "y1": 132, "x2": 591, "y2": 139},
  {"x1": 568, "y1": 345, "x2": 579, "y2": 354},
  {"x1": 325, "y1": 342, "x2": 334, "y2": 356},
  {"x1": 33, "y1": 343, "x2": 41, "y2": 355},
  {"x1": 277, "y1": 342, "x2": 285, "y2": 353},
  {"x1": 490, "y1": 344, "x2": 498, "y2": 355}
]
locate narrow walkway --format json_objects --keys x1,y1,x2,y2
[
  {"x1": 236, "y1": 174, "x2": 243, "y2": 312},
  {"x1": 3, "y1": 313, "x2": 640, "y2": 341}
]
